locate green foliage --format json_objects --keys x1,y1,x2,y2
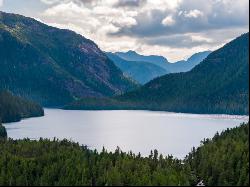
[
  {"x1": 0, "y1": 90, "x2": 44, "y2": 123},
  {"x1": 0, "y1": 123, "x2": 7, "y2": 138},
  {"x1": 186, "y1": 123, "x2": 249, "y2": 186},
  {"x1": 0, "y1": 11, "x2": 136, "y2": 107},
  {"x1": 64, "y1": 97, "x2": 139, "y2": 110},
  {"x1": 68, "y1": 33, "x2": 249, "y2": 115},
  {"x1": 0, "y1": 139, "x2": 192, "y2": 186},
  {"x1": 0, "y1": 122, "x2": 248, "y2": 186},
  {"x1": 118, "y1": 33, "x2": 249, "y2": 115}
]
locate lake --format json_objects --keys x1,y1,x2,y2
[{"x1": 4, "y1": 109, "x2": 249, "y2": 159}]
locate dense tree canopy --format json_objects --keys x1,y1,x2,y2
[
  {"x1": 66, "y1": 33, "x2": 249, "y2": 115},
  {"x1": 0, "y1": 138, "x2": 192, "y2": 186},
  {"x1": 0, "y1": 122, "x2": 248, "y2": 186},
  {"x1": 0, "y1": 123, "x2": 7, "y2": 138},
  {"x1": 0, "y1": 90, "x2": 44, "y2": 123},
  {"x1": 186, "y1": 123, "x2": 249, "y2": 186}
]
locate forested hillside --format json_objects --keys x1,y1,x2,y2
[
  {"x1": 0, "y1": 123, "x2": 7, "y2": 138},
  {"x1": 0, "y1": 11, "x2": 136, "y2": 106},
  {"x1": 0, "y1": 90, "x2": 44, "y2": 123},
  {"x1": 118, "y1": 33, "x2": 249, "y2": 115},
  {"x1": 0, "y1": 122, "x2": 248, "y2": 186},
  {"x1": 68, "y1": 33, "x2": 249, "y2": 115},
  {"x1": 186, "y1": 123, "x2": 249, "y2": 186}
]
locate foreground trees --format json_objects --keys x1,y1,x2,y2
[
  {"x1": 186, "y1": 123, "x2": 249, "y2": 186},
  {"x1": 0, "y1": 123, "x2": 248, "y2": 186},
  {"x1": 0, "y1": 139, "x2": 192, "y2": 186}
]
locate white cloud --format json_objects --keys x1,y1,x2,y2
[
  {"x1": 0, "y1": 0, "x2": 3, "y2": 7},
  {"x1": 40, "y1": 0, "x2": 62, "y2": 5},
  {"x1": 2, "y1": 0, "x2": 247, "y2": 62},
  {"x1": 183, "y1": 9, "x2": 204, "y2": 18},
  {"x1": 162, "y1": 16, "x2": 175, "y2": 26}
]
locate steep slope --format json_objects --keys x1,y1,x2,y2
[
  {"x1": 0, "y1": 12, "x2": 135, "y2": 106},
  {"x1": 66, "y1": 33, "x2": 249, "y2": 115},
  {"x1": 0, "y1": 90, "x2": 44, "y2": 123},
  {"x1": 119, "y1": 33, "x2": 249, "y2": 114},
  {"x1": 115, "y1": 50, "x2": 210, "y2": 73},
  {"x1": 106, "y1": 52, "x2": 168, "y2": 84}
]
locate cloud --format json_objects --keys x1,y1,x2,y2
[
  {"x1": 113, "y1": 0, "x2": 249, "y2": 37},
  {"x1": 144, "y1": 34, "x2": 214, "y2": 48},
  {"x1": 3, "y1": 0, "x2": 248, "y2": 61},
  {"x1": 182, "y1": 9, "x2": 203, "y2": 18},
  {"x1": 0, "y1": 0, "x2": 3, "y2": 7},
  {"x1": 40, "y1": 0, "x2": 62, "y2": 5},
  {"x1": 162, "y1": 16, "x2": 175, "y2": 26},
  {"x1": 115, "y1": 0, "x2": 145, "y2": 7}
]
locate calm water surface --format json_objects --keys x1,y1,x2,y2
[{"x1": 4, "y1": 109, "x2": 249, "y2": 159}]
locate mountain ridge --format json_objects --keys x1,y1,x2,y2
[
  {"x1": 0, "y1": 11, "x2": 136, "y2": 106},
  {"x1": 106, "y1": 52, "x2": 168, "y2": 84},
  {"x1": 66, "y1": 33, "x2": 249, "y2": 115},
  {"x1": 114, "y1": 50, "x2": 211, "y2": 73},
  {"x1": 118, "y1": 33, "x2": 249, "y2": 114}
]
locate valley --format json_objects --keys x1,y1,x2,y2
[{"x1": 0, "y1": 4, "x2": 249, "y2": 186}]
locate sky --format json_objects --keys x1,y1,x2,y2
[{"x1": 0, "y1": 0, "x2": 249, "y2": 62}]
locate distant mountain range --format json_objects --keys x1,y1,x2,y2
[
  {"x1": 106, "y1": 52, "x2": 168, "y2": 84},
  {"x1": 108, "y1": 50, "x2": 211, "y2": 84},
  {"x1": 0, "y1": 11, "x2": 136, "y2": 106},
  {"x1": 66, "y1": 33, "x2": 249, "y2": 115},
  {"x1": 168, "y1": 51, "x2": 212, "y2": 73},
  {"x1": 116, "y1": 50, "x2": 170, "y2": 70}
]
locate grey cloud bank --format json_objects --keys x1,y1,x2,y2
[{"x1": 0, "y1": 0, "x2": 249, "y2": 61}]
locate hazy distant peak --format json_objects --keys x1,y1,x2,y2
[{"x1": 187, "y1": 51, "x2": 212, "y2": 61}]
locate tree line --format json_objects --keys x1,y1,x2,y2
[
  {"x1": 0, "y1": 122, "x2": 248, "y2": 186},
  {"x1": 0, "y1": 90, "x2": 44, "y2": 123}
]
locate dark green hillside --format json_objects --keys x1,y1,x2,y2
[
  {"x1": 65, "y1": 33, "x2": 249, "y2": 115},
  {"x1": 186, "y1": 123, "x2": 249, "y2": 186},
  {"x1": 0, "y1": 90, "x2": 44, "y2": 123},
  {"x1": 118, "y1": 33, "x2": 249, "y2": 115},
  {"x1": 0, "y1": 11, "x2": 135, "y2": 106},
  {"x1": 0, "y1": 123, "x2": 7, "y2": 138}
]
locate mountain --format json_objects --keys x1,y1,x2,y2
[
  {"x1": 115, "y1": 50, "x2": 211, "y2": 73},
  {"x1": 169, "y1": 51, "x2": 211, "y2": 73},
  {"x1": 115, "y1": 50, "x2": 170, "y2": 70},
  {"x1": 106, "y1": 52, "x2": 168, "y2": 84},
  {"x1": 118, "y1": 33, "x2": 249, "y2": 114},
  {"x1": 0, "y1": 11, "x2": 136, "y2": 106},
  {"x1": 66, "y1": 33, "x2": 249, "y2": 115},
  {"x1": 0, "y1": 90, "x2": 44, "y2": 123}
]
